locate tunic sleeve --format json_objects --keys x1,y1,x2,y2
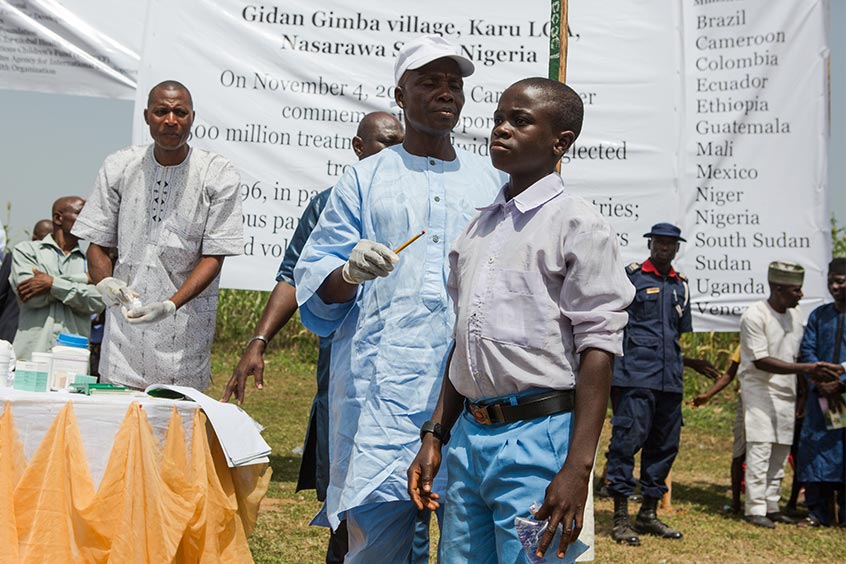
[
  {"x1": 740, "y1": 306, "x2": 769, "y2": 361},
  {"x1": 798, "y1": 309, "x2": 820, "y2": 364},
  {"x1": 294, "y1": 170, "x2": 362, "y2": 337},
  {"x1": 201, "y1": 159, "x2": 244, "y2": 256},
  {"x1": 72, "y1": 162, "x2": 121, "y2": 247}
]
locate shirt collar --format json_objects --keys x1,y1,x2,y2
[
  {"x1": 642, "y1": 258, "x2": 678, "y2": 279},
  {"x1": 477, "y1": 173, "x2": 564, "y2": 214},
  {"x1": 39, "y1": 233, "x2": 82, "y2": 257}
]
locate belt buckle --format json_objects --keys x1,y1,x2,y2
[
  {"x1": 469, "y1": 403, "x2": 504, "y2": 425},
  {"x1": 470, "y1": 403, "x2": 492, "y2": 425}
]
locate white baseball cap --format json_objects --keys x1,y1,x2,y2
[{"x1": 394, "y1": 35, "x2": 474, "y2": 85}]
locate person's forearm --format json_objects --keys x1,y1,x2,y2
[
  {"x1": 170, "y1": 255, "x2": 224, "y2": 309},
  {"x1": 565, "y1": 348, "x2": 613, "y2": 471},
  {"x1": 428, "y1": 345, "x2": 465, "y2": 433},
  {"x1": 249, "y1": 281, "x2": 298, "y2": 350},
  {"x1": 50, "y1": 275, "x2": 105, "y2": 314},
  {"x1": 86, "y1": 243, "x2": 114, "y2": 283},
  {"x1": 754, "y1": 356, "x2": 816, "y2": 375},
  {"x1": 316, "y1": 266, "x2": 358, "y2": 304},
  {"x1": 701, "y1": 373, "x2": 734, "y2": 398},
  {"x1": 683, "y1": 356, "x2": 720, "y2": 378}
]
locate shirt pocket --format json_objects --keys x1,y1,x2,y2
[
  {"x1": 631, "y1": 289, "x2": 659, "y2": 320},
  {"x1": 625, "y1": 334, "x2": 661, "y2": 372},
  {"x1": 159, "y1": 220, "x2": 203, "y2": 274},
  {"x1": 481, "y1": 269, "x2": 548, "y2": 349}
]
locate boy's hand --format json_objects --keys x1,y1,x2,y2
[
  {"x1": 533, "y1": 464, "x2": 590, "y2": 559},
  {"x1": 407, "y1": 435, "x2": 443, "y2": 511}
]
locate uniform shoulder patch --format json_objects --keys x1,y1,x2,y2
[
  {"x1": 677, "y1": 271, "x2": 687, "y2": 281},
  {"x1": 626, "y1": 262, "x2": 641, "y2": 273}
]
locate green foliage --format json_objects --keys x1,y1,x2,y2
[
  {"x1": 206, "y1": 346, "x2": 846, "y2": 562},
  {"x1": 682, "y1": 331, "x2": 740, "y2": 397},
  {"x1": 833, "y1": 215, "x2": 846, "y2": 257},
  {"x1": 214, "y1": 288, "x2": 319, "y2": 361}
]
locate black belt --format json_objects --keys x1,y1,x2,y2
[{"x1": 466, "y1": 390, "x2": 575, "y2": 425}]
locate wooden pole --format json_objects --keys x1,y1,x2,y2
[
  {"x1": 558, "y1": 0, "x2": 569, "y2": 83},
  {"x1": 549, "y1": 0, "x2": 569, "y2": 172},
  {"x1": 547, "y1": 0, "x2": 569, "y2": 83}
]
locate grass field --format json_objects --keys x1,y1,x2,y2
[{"x1": 208, "y1": 338, "x2": 846, "y2": 563}]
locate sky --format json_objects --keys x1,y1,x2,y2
[{"x1": 1, "y1": 2, "x2": 844, "y2": 247}]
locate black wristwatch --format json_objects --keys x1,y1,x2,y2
[{"x1": 420, "y1": 420, "x2": 450, "y2": 445}]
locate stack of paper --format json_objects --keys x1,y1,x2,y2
[{"x1": 145, "y1": 384, "x2": 271, "y2": 467}]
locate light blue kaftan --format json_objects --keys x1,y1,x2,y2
[{"x1": 294, "y1": 144, "x2": 504, "y2": 528}]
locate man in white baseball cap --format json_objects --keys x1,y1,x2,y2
[
  {"x1": 393, "y1": 34, "x2": 475, "y2": 84},
  {"x1": 294, "y1": 35, "x2": 505, "y2": 561}
]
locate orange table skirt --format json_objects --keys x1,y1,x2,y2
[{"x1": 0, "y1": 397, "x2": 271, "y2": 563}]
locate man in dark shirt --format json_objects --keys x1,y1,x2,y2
[{"x1": 606, "y1": 223, "x2": 719, "y2": 545}]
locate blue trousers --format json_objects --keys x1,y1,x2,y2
[
  {"x1": 345, "y1": 500, "x2": 442, "y2": 563},
  {"x1": 440, "y1": 408, "x2": 589, "y2": 563},
  {"x1": 605, "y1": 387, "x2": 682, "y2": 499}
]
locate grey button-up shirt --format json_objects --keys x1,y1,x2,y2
[{"x1": 447, "y1": 173, "x2": 634, "y2": 400}]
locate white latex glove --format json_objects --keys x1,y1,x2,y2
[
  {"x1": 124, "y1": 300, "x2": 176, "y2": 324},
  {"x1": 341, "y1": 239, "x2": 399, "y2": 285},
  {"x1": 96, "y1": 277, "x2": 140, "y2": 307}
]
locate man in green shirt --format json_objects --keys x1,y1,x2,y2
[{"x1": 11, "y1": 196, "x2": 105, "y2": 361}]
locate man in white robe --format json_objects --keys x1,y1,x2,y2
[
  {"x1": 72, "y1": 80, "x2": 243, "y2": 390},
  {"x1": 739, "y1": 261, "x2": 842, "y2": 528}
]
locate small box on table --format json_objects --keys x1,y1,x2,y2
[{"x1": 13, "y1": 361, "x2": 49, "y2": 392}]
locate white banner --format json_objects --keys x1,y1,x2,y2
[
  {"x1": 0, "y1": 0, "x2": 144, "y2": 98},
  {"x1": 126, "y1": 0, "x2": 829, "y2": 331},
  {"x1": 678, "y1": 0, "x2": 830, "y2": 330}
]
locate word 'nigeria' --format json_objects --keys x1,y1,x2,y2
[{"x1": 279, "y1": 36, "x2": 538, "y2": 66}]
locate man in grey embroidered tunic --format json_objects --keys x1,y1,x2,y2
[{"x1": 72, "y1": 80, "x2": 243, "y2": 390}]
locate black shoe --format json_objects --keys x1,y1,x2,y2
[
  {"x1": 767, "y1": 511, "x2": 800, "y2": 524},
  {"x1": 744, "y1": 515, "x2": 775, "y2": 529},
  {"x1": 634, "y1": 497, "x2": 683, "y2": 539},
  {"x1": 633, "y1": 513, "x2": 683, "y2": 539},
  {"x1": 612, "y1": 521, "x2": 641, "y2": 546},
  {"x1": 597, "y1": 482, "x2": 611, "y2": 499},
  {"x1": 784, "y1": 506, "x2": 806, "y2": 519},
  {"x1": 611, "y1": 495, "x2": 641, "y2": 546}
]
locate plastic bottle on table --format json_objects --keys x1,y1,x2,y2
[{"x1": 51, "y1": 333, "x2": 90, "y2": 390}]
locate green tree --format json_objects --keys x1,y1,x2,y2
[{"x1": 833, "y1": 215, "x2": 846, "y2": 257}]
